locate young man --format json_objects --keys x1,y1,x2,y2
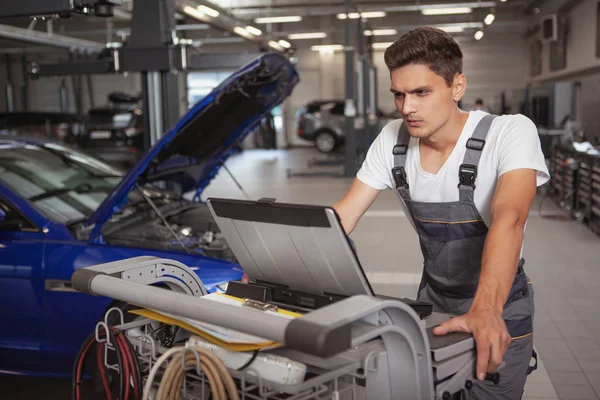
[{"x1": 333, "y1": 27, "x2": 549, "y2": 399}]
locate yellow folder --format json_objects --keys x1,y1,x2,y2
[{"x1": 129, "y1": 293, "x2": 301, "y2": 352}]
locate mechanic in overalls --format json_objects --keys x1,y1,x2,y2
[{"x1": 333, "y1": 26, "x2": 549, "y2": 399}]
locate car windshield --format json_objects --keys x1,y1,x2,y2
[{"x1": 0, "y1": 142, "x2": 157, "y2": 225}]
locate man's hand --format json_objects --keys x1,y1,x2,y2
[{"x1": 433, "y1": 309, "x2": 511, "y2": 381}]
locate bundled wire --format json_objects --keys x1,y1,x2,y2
[
  {"x1": 158, "y1": 347, "x2": 239, "y2": 400},
  {"x1": 72, "y1": 326, "x2": 141, "y2": 400},
  {"x1": 142, "y1": 346, "x2": 239, "y2": 400}
]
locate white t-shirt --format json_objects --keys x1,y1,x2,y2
[{"x1": 356, "y1": 111, "x2": 550, "y2": 228}]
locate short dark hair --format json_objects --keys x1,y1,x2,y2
[{"x1": 384, "y1": 26, "x2": 463, "y2": 87}]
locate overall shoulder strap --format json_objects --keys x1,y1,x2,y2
[
  {"x1": 392, "y1": 121, "x2": 411, "y2": 199},
  {"x1": 458, "y1": 114, "x2": 497, "y2": 202}
]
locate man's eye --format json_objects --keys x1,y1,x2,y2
[
  {"x1": 394, "y1": 93, "x2": 404, "y2": 98},
  {"x1": 417, "y1": 90, "x2": 429, "y2": 96}
]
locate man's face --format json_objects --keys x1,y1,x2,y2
[{"x1": 390, "y1": 63, "x2": 465, "y2": 139}]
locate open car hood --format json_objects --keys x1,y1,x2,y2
[{"x1": 85, "y1": 53, "x2": 299, "y2": 240}]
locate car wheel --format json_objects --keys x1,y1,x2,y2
[{"x1": 315, "y1": 131, "x2": 337, "y2": 153}]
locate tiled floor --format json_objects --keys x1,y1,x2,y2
[{"x1": 202, "y1": 147, "x2": 600, "y2": 399}]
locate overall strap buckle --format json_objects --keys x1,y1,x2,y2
[
  {"x1": 458, "y1": 164, "x2": 478, "y2": 188},
  {"x1": 466, "y1": 137, "x2": 486, "y2": 151},
  {"x1": 392, "y1": 166, "x2": 409, "y2": 189},
  {"x1": 393, "y1": 144, "x2": 408, "y2": 155}
]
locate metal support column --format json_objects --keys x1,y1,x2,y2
[
  {"x1": 146, "y1": 71, "x2": 164, "y2": 147},
  {"x1": 357, "y1": 22, "x2": 369, "y2": 158},
  {"x1": 132, "y1": 0, "x2": 179, "y2": 148},
  {"x1": 59, "y1": 79, "x2": 69, "y2": 112},
  {"x1": 343, "y1": 0, "x2": 357, "y2": 178},
  {"x1": 368, "y1": 64, "x2": 378, "y2": 143},
  {"x1": 161, "y1": 71, "x2": 180, "y2": 132},
  {"x1": 20, "y1": 55, "x2": 28, "y2": 111},
  {"x1": 5, "y1": 55, "x2": 14, "y2": 112}
]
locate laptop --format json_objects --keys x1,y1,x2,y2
[{"x1": 206, "y1": 197, "x2": 431, "y2": 317}]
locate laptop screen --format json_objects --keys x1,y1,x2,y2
[{"x1": 206, "y1": 198, "x2": 374, "y2": 297}]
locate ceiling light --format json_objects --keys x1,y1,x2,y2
[
  {"x1": 437, "y1": 26, "x2": 464, "y2": 32},
  {"x1": 500, "y1": 0, "x2": 507, "y2": 2},
  {"x1": 311, "y1": 44, "x2": 344, "y2": 52},
  {"x1": 268, "y1": 40, "x2": 284, "y2": 51},
  {"x1": 360, "y1": 11, "x2": 386, "y2": 18},
  {"x1": 422, "y1": 7, "x2": 472, "y2": 15},
  {"x1": 255, "y1": 16, "x2": 302, "y2": 23},
  {"x1": 348, "y1": 12, "x2": 361, "y2": 19},
  {"x1": 288, "y1": 32, "x2": 327, "y2": 40},
  {"x1": 198, "y1": 5, "x2": 219, "y2": 18},
  {"x1": 278, "y1": 39, "x2": 291, "y2": 48},
  {"x1": 437, "y1": 22, "x2": 484, "y2": 29},
  {"x1": 337, "y1": 13, "x2": 347, "y2": 19},
  {"x1": 245, "y1": 25, "x2": 262, "y2": 35},
  {"x1": 474, "y1": 30, "x2": 484, "y2": 40},
  {"x1": 364, "y1": 30, "x2": 373, "y2": 36},
  {"x1": 372, "y1": 42, "x2": 394, "y2": 49},
  {"x1": 484, "y1": 13, "x2": 495, "y2": 25},
  {"x1": 183, "y1": 5, "x2": 208, "y2": 21},
  {"x1": 370, "y1": 29, "x2": 398, "y2": 36},
  {"x1": 233, "y1": 26, "x2": 253, "y2": 39}
]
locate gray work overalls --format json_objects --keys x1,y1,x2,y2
[{"x1": 391, "y1": 115, "x2": 537, "y2": 399}]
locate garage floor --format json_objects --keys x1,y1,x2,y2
[{"x1": 4, "y1": 147, "x2": 599, "y2": 399}]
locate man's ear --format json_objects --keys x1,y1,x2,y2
[{"x1": 452, "y1": 73, "x2": 467, "y2": 102}]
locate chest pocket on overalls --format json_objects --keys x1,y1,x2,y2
[{"x1": 410, "y1": 203, "x2": 489, "y2": 278}]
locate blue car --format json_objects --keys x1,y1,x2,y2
[{"x1": 0, "y1": 53, "x2": 299, "y2": 377}]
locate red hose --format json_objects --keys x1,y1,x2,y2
[{"x1": 97, "y1": 343, "x2": 114, "y2": 400}]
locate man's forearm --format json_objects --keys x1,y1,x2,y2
[{"x1": 471, "y1": 212, "x2": 525, "y2": 314}]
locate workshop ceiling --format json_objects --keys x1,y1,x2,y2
[{"x1": 0, "y1": 0, "x2": 546, "y2": 55}]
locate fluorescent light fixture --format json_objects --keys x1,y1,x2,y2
[
  {"x1": 361, "y1": 11, "x2": 386, "y2": 18},
  {"x1": 337, "y1": 13, "x2": 347, "y2": 19},
  {"x1": 288, "y1": 32, "x2": 327, "y2": 40},
  {"x1": 474, "y1": 30, "x2": 484, "y2": 40},
  {"x1": 311, "y1": 44, "x2": 344, "y2": 52},
  {"x1": 198, "y1": 5, "x2": 219, "y2": 17},
  {"x1": 233, "y1": 26, "x2": 253, "y2": 39},
  {"x1": 278, "y1": 39, "x2": 291, "y2": 48},
  {"x1": 255, "y1": 16, "x2": 302, "y2": 23},
  {"x1": 245, "y1": 25, "x2": 262, "y2": 35},
  {"x1": 484, "y1": 13, "x2": 495, "y2": 25},
  {"x1": 348, "y1": 12, "x2": 361, "y2": 19},
  {"x1": 183, "y1": 5, "x2": 208, "y2": 21},
  {"x1": 370, "y1": 29, "x2": 398, "y2": 36},
  {"x1": 364, "y1": 30, "x2": 373, "y2": 36},
  {"x1": 422, "y1": 7, "x2": 472, "y2": 15},
  {"x1": 500, "y1": 0, "x2": 507, "y2": 2},
  {"x1": 438, "y1": 26, "x2": 464, "y2": 32},
  {"x1": 268, "y1": 40, "x2": 284, "y2": 51},
  {"x1": 372, "y1": 42, "x2": 394, "y2": 49}
]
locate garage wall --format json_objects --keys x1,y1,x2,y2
[
  {"x1": 286, "y1": 34, "x2": 530, "y2": 147},
  {"x1": 530, "y1": 0, "x2": 600, "y2": 82}
]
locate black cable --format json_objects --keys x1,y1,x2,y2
[{"x1": 237, "y1": 350, "x2": 260, "y2": 371}]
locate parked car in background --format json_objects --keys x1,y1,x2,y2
[
  {"x1": 296, "y1": 100, "x2": 393, "y2": 153},
  {"x1": 0, "y1": 52, "x2": 298, "y2": 377},
  {"x1": 78, "y1": 92, "x2": 144, "y2": 168}
]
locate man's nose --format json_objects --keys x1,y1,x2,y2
[{"x1": 401, "y1": 96, "x2": 417, "y2": 116}]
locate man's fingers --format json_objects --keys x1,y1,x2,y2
[
  {"x1": 475, "y1": 336, "x2": 490, "y2": 381},
  {"x1": 432, "y1": 316, "x2": 469, "y2": 336},
  {"x1": 488, "y1": 335, "x2": 504, "y2": 373}
]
